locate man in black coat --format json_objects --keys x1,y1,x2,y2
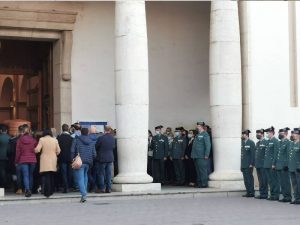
[{"x1": 57, "y1": 124, "x2": 73, "y2": 193}]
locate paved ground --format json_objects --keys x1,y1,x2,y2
[{"x1": 0, "y1": 196, "x2": 299, "y2": 225}]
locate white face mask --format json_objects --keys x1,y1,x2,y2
[
  {"x1": 155, "y1": 130, "x2": 161, "y2": 135},
  {"x1": 175, "y1": 132, "x2": 180, "y2": 137},
  {"x1": 188, "y1": 134, "x2": 193, "y2": 138}
]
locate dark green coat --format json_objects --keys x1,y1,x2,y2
[
  {"x1": 151, "y1": 134, "x2": 168, "y2": 160},
  {"x1": 171, "y1": 136, "x2": 186, "y2": 159},
  {"x1": 0, "y1": 133, "x2": 10, "y2": 161},
  {"x1": 275, "y1": 138, "x2": 291, "y2": 170},
  {"x1": 295, "y1": 142, "x2": 300, "y2": 171},
  {"x1": 263, "y1": 137, "x2": 279, "y2": 169},
  {"x1": 241, "y1": 139, "x2": 255, "y2": 169},
  {"x1": 191, "y1": 131, "x2": 211, "y2": 159},
  {"x1": 288, "y1": 141, "x2": 299, "y2": 172},
  {"x1": 255, "y1": 139, "x2": 267, "y2": 168}
]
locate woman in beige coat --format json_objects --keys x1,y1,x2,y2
[{"x1": 35, "y1": 128, "x2": 61, "y2": 197}]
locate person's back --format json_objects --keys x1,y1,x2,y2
[
  {"x1": 72, "y1": 134, "x2": 96, "y2": 166},
  {"x1": 0, "y1": 131, "x2": 10, "y2": 161},
  {"x1": 15, "y1": 134, "x2": 37, "y2": 164},
  {"x1": 57, "y1": 132, "x2": 73, "y2": 164},
  {"x1": 95, "y1": 133, "x2": 115, "y2": 163}
]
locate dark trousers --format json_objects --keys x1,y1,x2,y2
[
  {"x1": 165, "y1": 157, "x2": 175, "y2": 183},
  {"x1": 185, "y1": 158, "x2": 196, "y2": 184},
  {"x1": 277, "y1": 169, "x2": 291, "y2": 199},
  {"x1": 290, "y1": 172, "x2": 299, "y2": 200},
  {"x1": 194, "y1": 158, "x2": 208, "y2": 187},
  {"x1": 173, "y1": 159, "x2": 185, "y2": 184},
  {"x1": 265, "y1": 168, "x2": 280, "y2": 198},
  {"x1": 147, "y1": 157, "x2": 153, "y2": 176},
  {"x1": 41, "y1": 172, "x2": 55, "y2": 197},
  {"x1": 256, "y1": 168, "x2": 268, "y2": 197},
  {"x1": 0, "y1": 161, "x2": 7, "y2": 188},
  {"x1": 60, "y1": 163, "x2": 73, "y2": 191},
  {"x1": 241, "y1": 167, "x2": 254, "y2": 195},
  {"x1": 153, "y1": 159, "x2": 165, "y2": 183}
]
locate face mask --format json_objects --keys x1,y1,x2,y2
[
  {"x1": 188, "y1": 134, "x2": 193, "y2": 138},
  {"x1": 290, "y1": 136, "x2": 295, "y2": 142},
  {"x1": 256, "y1": 134, "x2": 262, "y2": 140},
  {"x1": 155, "y1": 130, "x2": 161, "y2": 135},
  {"x1": 278, "y1": 134, "x2": 284, "y2": 140},
  {"x1": 175, "y1": 132, "x2": 180, "y2": 137}
]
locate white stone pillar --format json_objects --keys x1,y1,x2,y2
[
  {"x1": 208, "y1": 1, "x2": 244, "y2": 189},
  {"x1": 113, "y1": 0, "x2": 160, "y2": 192}
]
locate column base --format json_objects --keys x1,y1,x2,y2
[
  {"x1": 0, "y1": 188, "x2": 4, "y2": 197},
  {"x1": 209, "y1": 180, "x2": 245, "y2": 190},
  {"x1": 112, "y1": 183, "x2": 161, "y2": 193},
  {"x1": 113, "y1": 173, "x2": 153, "y2": 184}
]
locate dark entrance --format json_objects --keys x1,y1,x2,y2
[{"x1": 0, "y1": 39, "x2": 53, "y2": 131}]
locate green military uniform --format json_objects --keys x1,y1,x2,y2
[
  {"x1": 264, "y1": 135, "x2": 280, "y2": 200},
  {"x1": 0, "y1": 132, "x2": 10, "y2": 188},
  {"x1": 288, "y1": 139, "x2": 300, "y2": 203},
  {"x1": 255, "y1": 137, "x2": 268, "y2": 198},
  {"x1": 241, "y1": 137, "x2": 255, "y2": 196},
  {"x1": 191, "y1": 130, "x2": 211, "y2": 188},
  {"x1": 275, "y1": 137, "x2": 292, "y2": 201},
  {"x1": 151, "y1": 134, "x2": 168, "y2": 183},
  {"x1": 295, "y1": 140, "x2": 300, "y2": 204},
  {"x1": 171, "y1": 135, "x2": 186, "y2": 185}
]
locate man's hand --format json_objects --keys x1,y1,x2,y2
[
  {"x1": 272, "y1": 165, "x2": 276, "y2": 170},
  {"x1": 169, "y1": 157, "x2": 173, "y2": 161},
  {"x1": 204, "y1": 156, "x2": 209, "y2": 160},
  {"x1": 181, "y1": 157, "x2": 185, "y2": 160},
  {"x1": 249, "y1": 165, "x2": 253, "y2": 168},
  {"x1": 163, "y1": 157, "x2": 167, "y2": 161},
  {"x1": 185, "y1": 155, "x2": 189, "y2": 160}
]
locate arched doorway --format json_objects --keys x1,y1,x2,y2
[{"x1": 0, "y1": 77, "x2": 13, "y2": 121}]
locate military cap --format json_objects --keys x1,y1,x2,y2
[
  {"x1": 294, "y1": 129, "x2": 300, "y2": 135},
  {"x1": 197, "y1": 122, "x2": 205, "y2": 126},
  {"x1": 279, "y1": 127, "x2": 290, "y2": 133},
  {"x1": 242, "y1": 130, "x2": 251, "y2": 135},
  {"x1": 256, "y1": 129, "x2": 265, "y2": 134},
  {"x1": 175, "y1": 127, "x2": 181, "y2": 132},
  {"x1": 155, "y1": 126, "x2": 162, "y2": 130},
  {"x1": 265, "y1": 126, "x2": 275, "y2": 132}
]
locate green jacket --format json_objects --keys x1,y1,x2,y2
[
  {"x1": 288, "y1": 141, "x2": 299, "y2": 172},
  {"x1": 171, "y1": 136, "x2": 186, "y2": 159},
  {"x1": 255, "y1": 138, "x2": 267, "y2": 168},
  {"x1": 263, "y1": 137, "x2": 279, "y2": 169},
  {"x1": 0, "y1": 133, "x2": 10, "y2": 161},
  {"x1": 275, "y1": 138, "x2": 291, "y2": 170},
  {"x1": 151, "y1": 134, "x2": 169, "y2": 160},
  {"x1": 295, "y1": 142, "x2": 300, "y2": 171},
  {"x1": 191, "y1": 131, "x2": 211, "y2": 159},
  {"x1": 241, "y1": 139, "x2": 255, "y2": 169}
]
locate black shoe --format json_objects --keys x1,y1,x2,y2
[
  {"x1": 80, "y1": 198, "x2": 86, "y2": 203},
  {"x1": 279, "y1": 198, "x2": 291, "y2": 203},
  {"x1": 295, "y1": 200, "x2": 300, "y2": 205},
  {"x1": 242, "y1": 194, "x2": 249, "y2": 197},
  {"x1": 267, "y1": 196, "x2": 279, "y2": 201},
  {"x1": 247, "y1": 194, "x2": 255, "y2": 198},
  {"x1": 255, "y1": 196, "x2": 267, "y2": 199},
  {"x1": 290, "y1": 201, "x2": 296, "y2": 204},
  {"x1": 25, "y1": 190, "x2": 32, "y2": 198}
]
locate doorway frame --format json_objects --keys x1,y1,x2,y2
[{"x1": 0, "y1": 7, "x2": 77, "y2": 130}]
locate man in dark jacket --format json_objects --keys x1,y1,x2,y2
[
  {"x1": 71, "y1": 128, "x2": 96, "y2": 202},
  {"x1": 95, "y1": 126, "x2": 115, "y2": 193},
  {"x1": 0, "y1": 124, "x2": 10, "y2": 188},
  {"x1": 57, "y1": 124, "x2": 73, "y2": 193}
]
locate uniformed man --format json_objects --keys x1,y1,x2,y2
[
  {"x1": 164, "y1": 127, "x2": 175, "y2": 184},
  {"x1": 151, "y1": 126, "x2": 168, "y2": 184},
  {"x1": 170, "y1": 128, "x2": 186, "y2": 186},
  {"x1": 254, "y1": 129, "x2": 268, "y2": 199},
  {"x1": 191, "y1": 122, "x2": 211, "y2": 188},
  {"x1": 294, "y1": 129, "x2": 300, "y2": 205},
  {"x1": 241, "y1": 130, "x2": 255, "y2": 197},
  {"x1": 274, "y1": 127, "x2": 292, "y2": 202},
  {"x1": 264, "y1": 126, "x2": 280, "y2": 201},
  {"x1": 289, "y1": 128, "x2": 300, "y2": 204}
]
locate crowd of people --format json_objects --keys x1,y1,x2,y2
[
  {"x1": 148, "y1": 122, "x2": 213, "y2": 188},
  {"x1": 241, "y1": 127, "x2": 300, "y2": 205},
  {"x1": 0, "y1": 123, "x2": 116, "y2": 203}
]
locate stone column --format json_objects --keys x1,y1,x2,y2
[
  {"x1": 208, "y1": 1, "x2": 244, "y2": 189},
  {"x1": 113, "y1": 0, "x2": 160, "y2": 192}
]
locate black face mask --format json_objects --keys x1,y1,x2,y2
[
  {"x1": 278, "y1": 134, "x2": 284, "y2": 140},
  {"x1": 256, "y1": 134, "x2": 262, "y2": 140}
]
